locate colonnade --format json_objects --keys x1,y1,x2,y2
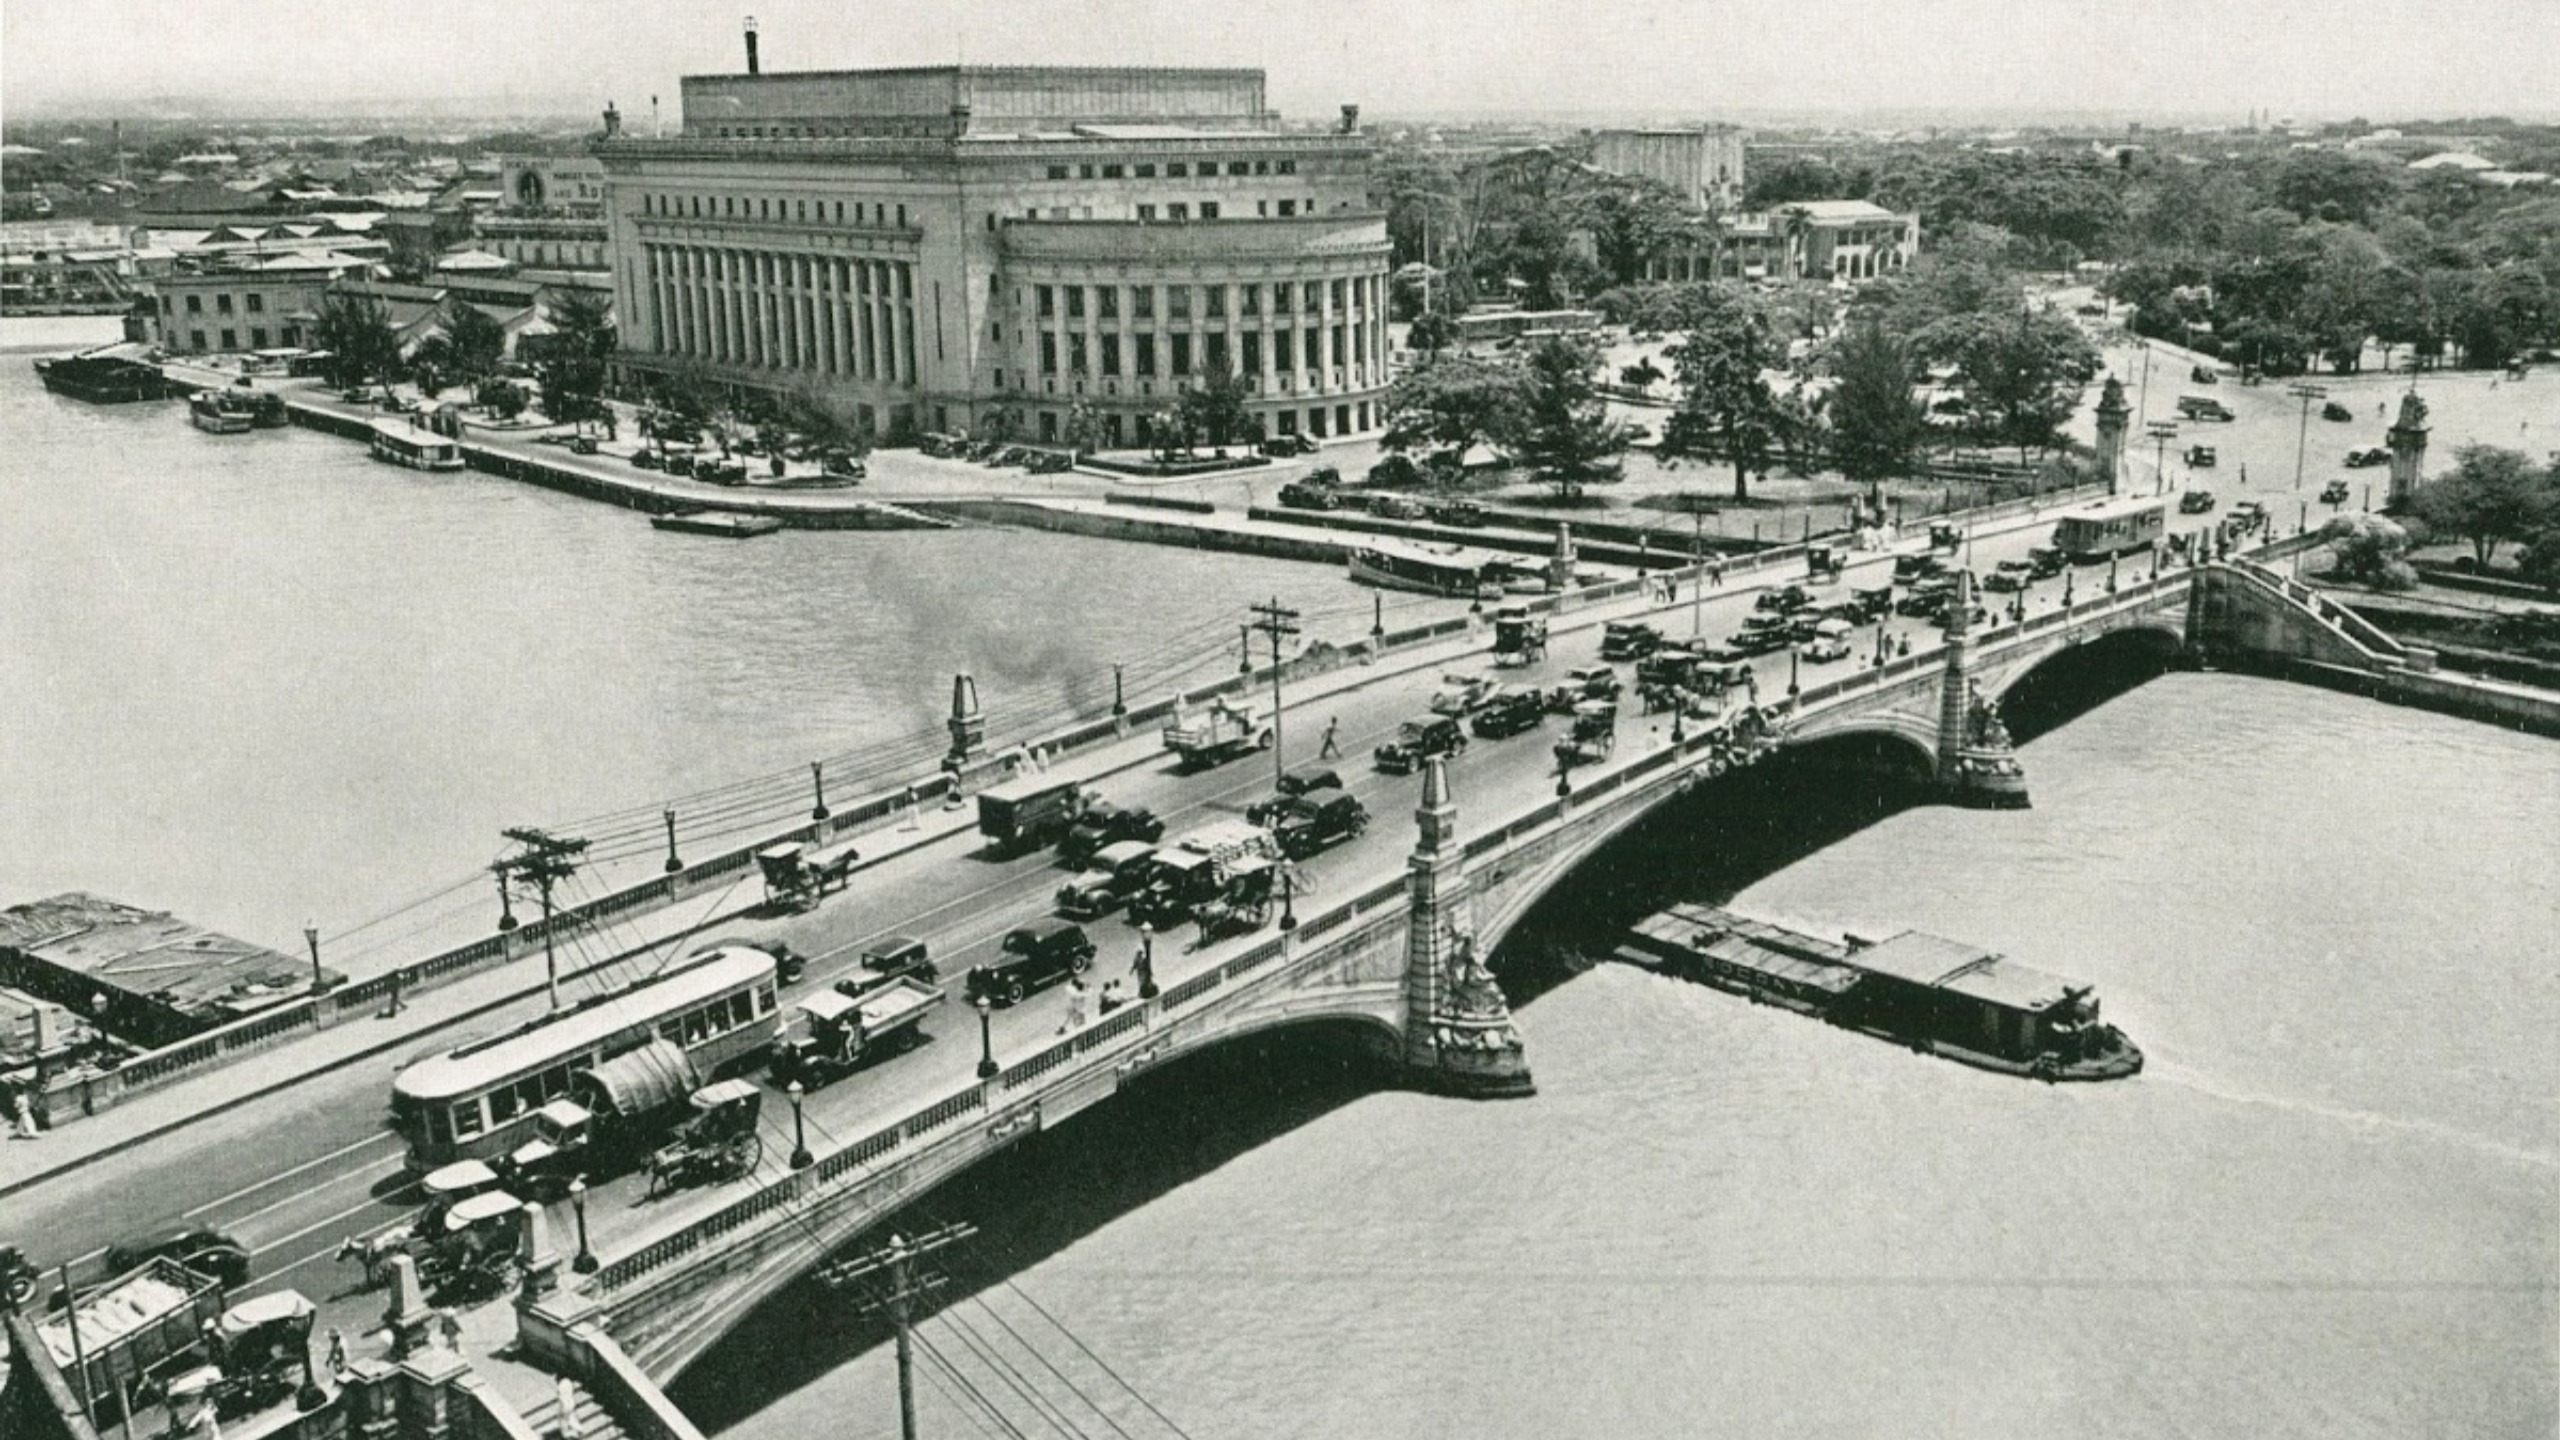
[{"x1": 638, "y1": 245, "x2": 917, "y2": 385}]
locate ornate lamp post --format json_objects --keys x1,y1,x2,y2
[
  {"x1": 787, "y1": 1080, "x2": 812, "y2": 1170},
  {"x1": 1278, "y1": 866, "x2": 1297, "y2": 933},
  {"x1": 304, "y1": 923, "x2": 324, "y2": 996},
  {"x1": 662, "y1": 808, "x2": 683, "y2": 873},
  {"x1": 1136, "y1": 923, "x2": 1158, "y2": 1000},
  {"x1": 810, "y1": 761, "x2": 829, "y2": 823},
  {"x1": 974, "y1": 997, "x2": 998, "y2": 1079},
  {"x1": 569, "y1": 1178, "x2": 597, "y2": 1274}
]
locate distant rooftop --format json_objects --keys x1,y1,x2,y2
[
  {"x1": 676, "y1": 64, "x2": 1280, "y2": 142},
  {"x1": 0, "y1": 893, "x2": 334, "y2": 1036}
]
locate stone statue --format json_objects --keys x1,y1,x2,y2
[{"x1": 1965, "y1": 683, "x2": 2012, "y2": 750}]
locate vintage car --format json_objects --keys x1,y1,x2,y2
[
  {"x1": 1469, "y1": 687, "x2": 1549, "y2": 739},
  {"x1": 2345, "y1": 446, "x2": 2390, "y2": 468},
  {"x1": 2320, "y1": 479, "x2": 2353, "y2": 504},
  {"x1": 966, "y1": 921, "x2": 1095, "y2": 1007},
  {"x1": 2180, "y1": 489, "x2": 2218, "y2": 514},
  {"x1": 1375, "y1": 714, "x2": 1467, "y2": 775},
  {"x1": 1270, "y1": 788, "x2": 1369, "y2": 858},
  {"x1": 2184, "y1": 444, "x2": 2217, "y2": 468},
  {"x1": 1800, "y1": 619, "x2": 1856, "y2": 664},
  {"x1": 1980, "y1": 560, "x2": 2035, "y2": 593}
]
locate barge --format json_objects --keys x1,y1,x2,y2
[
  {"x1": 1621, "y1": 904, "x2": 2141, "y2": 1081},
  {"x1": 33, "y1": 349, "x2": 169, "y2": 404},
  {"x1": 651, "y1": 509, "x2": 785, "y2": 538}
]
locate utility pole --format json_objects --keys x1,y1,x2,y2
[
  {"x1": 820, "y1": 1224, "x2": 976, "y2": 1440},
  {"x1": 1250, "y1": 598, "x2": 1301, "y2": 794},
  {"x1": 2288, "y1": 382, "x2": 2328, "y2": 493},
  {"x1": 492, "y1": 827, "x2": 589, "y2": 1013}
]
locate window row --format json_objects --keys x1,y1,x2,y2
[
  {"x1": 1035, "y1": 323, "x2": 1372, "y2": 378},
  {"x1": 1042, "y1": 157, "x2": 1298, "y2": 181},
  {"x1": 178, "y1": 291, "x2": 267, "y2": 315},
  {"x1": 186, "y1": 326, "x2": 293, "y2": 352},
  {"x1": 436, "y1": 983, "x2": 775, "y2": 1143},
  {"x1": 1034, "y1": 277, "x2": 1374, "y2": 322},
  {"x1": 644, "y1": 193, "x2": 909, "y2": 229}
]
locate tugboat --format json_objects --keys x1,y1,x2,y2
[
  {"x1": 34, "y1": 348, "x2": 169, "y2": 404},
  {"x1": 188, "y1": 388, "x2": 257, "y2": 434}
]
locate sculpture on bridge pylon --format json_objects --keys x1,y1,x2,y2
[
  {"x1": 1401, "y1": 757, "x2": 1533, "y2": 1097},
  {"x1": 1934, "y1": 570, "x2": 2031, "y2": 809}
]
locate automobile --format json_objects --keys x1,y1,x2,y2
[
  {"x1": 1057, "y1": 801, "x2": 1165, "y2": 868},
  {"x1": 1427, "y1": 499, "x2": 1487, "y2": 527},
  {"x1": 1054, "y1": 844, "x2": 1157, "y2": 920},
  {"x1": 568, "y1": 436, "x2": 599, "y2": 456},
  {"x1": 822, "y1": 450, "x2": 867, "y2": 479},
  {"x1": 2321, "y1": 400, "x2": 2354, "y2": 422},
  {"x1": 103, "y1": 1228, "x2": 251, "y2": 1288},
  {"x1": 1374, "y1": 713, "x2": 1467, "y2": 774},
  {"x1": 1270, "y1": 788, "x2": 1369, "y2": 858},
  {"x1": 2180, "y1": 489, "x2": 2218, "y2": 514},
  {"x1": 2075, "y1": 301, "x2": 2107, "y2": 316},
  {"x1": 630, "y1": 448, "x2": 664, "y2": 471},
  {"x1": 842, "y1": 936, "x2": 937, "y2": 994},
  {"x1": 1981, "y1": 560, "x2": 2035, "y2": 593},
  {"x1": 1366, "y1": 454, "x2": 1423, "y2": 487},
  {"x1": 1563, "y1": 665, "x2": 1621, "y2": 702},
  {"x1": 1429, "y1": 671, "x2": 1501, "y2": 715},
  {"x1": 1840, "y1": 585, "x2": 1895, "y2": 623},
  {"x1": 966, "y1": 921, "x2": 1094, "y2": 1007},
  {"x1": 2345, "y1": 446, "x2": 2390, "y2": 468},
  {"x1": 1260, "y1": 433, "x2": 1319, "y2": 456},
  {"x1": 1754, "y1": 584, "x2": 1816, "y2": 614},
  {"x1": 1933, "y1": 601, "x2": 1990, "y2": 631},
  {"x1": 2320, "y1": 479, "x2": 2353, "y2": 505},
  {"x1": 697, "y1": 457, "x2": 749, "y2": 485},
  {"x1": 1469, "y1": 687, "x2": 1549, "y2": 739},
  {"x1": 1892, "y1": 553, "x2": 1947, "y2": 584},
  {"x1": 1725, "y1": 621, "x2": 1793, "y2": 655},
  {"x1": 1369, "y1": 494, "x2": 1427, "y2": 520},
  {"x1": 1800, "y1": 621, "x2": 1855, "y2": 664},
  {"x1": 1784, "y1": 610, "x2": 1832, "y2": 643},
  {"x1": 2184, "y1": 445, "x2": 2217, "y2": 468},
  {"x1": 1928, "y1": 522, "x2": 1965, "y2": 552},
  {"x1": 1895, "y1": 582, "x2": 1954, "y2": 618},
  {"x1": 663, "y1": 452, "x2": 697, "y2": 477},
  {"x1": 1600, "y1": 621, "x2": 1664, "y2": 661},
  {"x1": 1276, "y1": 479, "x2": 1342, "y2": 510},
  {"x1": 2025, "y1": 547, "x2": 2068, "y2": 579},
  {"x1": 2177, "y1": 395, "x2": 2236, "y2": 422},
  {"x1": 2228, "y1": 500, "x2": 2270, "y2": 530},
  {"x1": 2190, "y1": 365, "x2": 2219, "y2": 384}
]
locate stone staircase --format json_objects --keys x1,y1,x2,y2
[{"x1": 517, "y1": 1379, "x2": 629, "y2": 1440}]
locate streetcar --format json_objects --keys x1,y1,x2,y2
[
  {"x1": 2049, "y1": 496, "x2": 2167, "y2": 563},
  {"x1": 390, "y1": 946, "x2": 782, "y2": 1170}
]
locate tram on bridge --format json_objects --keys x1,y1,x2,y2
[
  {"x1": 2050, "y1": 496, "x2": 2167, "y2": 563},
  {"x1": 390, "y1": 946, "x2": 782, "y2": 1170}
]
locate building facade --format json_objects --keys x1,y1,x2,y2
[
  {"x1": 475, "y1": 155, "x2": 611, "y2": 271},
  {"x1": 1639, "y1": 200, "x2": 1919, "y2": 286},
  {"x1": 147, "y1": 251, "x2": 370, "y2": 353},
  {"x1": 1592, "y1": 126, "x2": 1747, "y2": 209},
  {"x1": 595, "y1": 64, "x2": 1393, "y2": 444}
]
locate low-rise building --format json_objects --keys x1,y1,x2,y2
[
  {"x1": 146, "y1": 251, "x2": 371, "y2": 354},
  {"x1": 1592, "y1": 126, "x2": 1748, "y2": 209},
  {"x1": 1638, "y1": 199, "x2": 1918, "y2": 285},
  {"x1": 473, "y1": 154, "x2": 611, "y2": 272}
]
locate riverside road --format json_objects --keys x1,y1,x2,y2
[{"x1": 4, "y1": 483, "x2": 2248, "y2": 1349}]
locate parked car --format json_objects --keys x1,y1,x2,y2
[
  {"x1": 1375, "y1": 713, "x2": 1467, "y2": 774},
  {"x1": 2345, "y1": 446, "x2": 2390, "y2": 468},
  {"x1": 2180, "y1": 489, "x2": 2218, "y2": 514},
  {"x1": 1840, "y1": 586, "x2": 1896, "y2": 622},
  {"x1": 1469, "y1": 687, "x2": 1548, "y2": 739},
  {"x1": 2320, "y1": 479, "x2": 2353, "y2": 504},
  {"x1": 1366, "y1": 454, "x2": 1423, "y2": 487},
  {"x1": 630, "y1": 449, "x2": 664, "y2": 471},
  {"x1": 842, "y1": 936, "x2": 937, "y2": 993},
  {"x1": 1754, "y1": 584, "x2": 1816, "y2": 614},
  {"x1": 966, "y1": 921, "x2": 1094, "y2": 1007},
  {"x1": 1563, "y1": 665, "x2": 1621, "y2": 702},
  {"x1": 2184, "y1": 444, "x2": 2217, "y2": 468},
  {"x1": 1057, "y1": 801, "x2": 1164, "y2": 868},
  {"x1": 2177, "y1": 394, "x2": 2236, "y2": 422},
  {"x1": 1261, "y1": 433, "x2": 1319, "y2": 456},
  {"x1": 1892, "y1": 553, "x2": 1947, "y2": 583},
  {"x1": 2190, "y1": 365, "x2": 2219, "y2": 384},
  {"x1": 2321, "y1": 400, "x2": 2354, "y2": 422},
  {"x1": 1276, "y1": 479, "x2": 1342, "y2": 510},
  {"x1": 1427, "y1": 499, "x2": 1487, "y2": 527},
  {"x1": 2228, "y1": 500, "x2": 2270, "y2": 530},
  {"x1": 1369, "y1": 494, "x2": 1426, "y2": 520},
  {"x1": 1800, "y1": 619, "x2": 1855, "y2": 664}
]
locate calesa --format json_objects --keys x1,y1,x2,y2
[{"x1": 646, "y1": 1080, "x2": 765, "y2": 1196}]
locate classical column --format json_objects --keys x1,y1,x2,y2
[
  {"x1": 1399, "y1": 758, "x2": 1532, "y2": 1097},
  {"x1": 862, "y1": 260, "x2": 884, "y2": 381},
  {"x1": 894, "y1": 262, "x2": 917, "y2": 386}
]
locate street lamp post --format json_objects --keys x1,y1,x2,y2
[
  {"x1": 974, "y1": 997, "x2": 998, "y2": 1079},
  {"x1": 662, "y1": 808, "x2": 682, "y2": 874},
  {"x1": 2288, "y1": 382, "x2": 2328, "y2": 493},
  {"x1": 810, "y1": 761, "x2": 829, "y2": 823},
  {"x1": 304, "y1": 923, "x2": 323, "y2": 996},
  {"x1": 1278, "y1": 866, "x2": 1297, "y2": 932},
  {"x1": 569, "y1": 1178, "x2": 597, "y2": 1274},
  {"x1": 1136, "y1": 922, "x2": 1158, "y2": 1000},
  {"x1": 787, "y1": 1081, "x2": 812, "y2": 1169}
]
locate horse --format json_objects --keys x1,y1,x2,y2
[{"x1": 335, "y1": 1227, "x2": 413, "y2": 1289}]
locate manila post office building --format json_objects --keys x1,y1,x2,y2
[{"x1": 597, "y1": 65, "x2": 1392, "y2": 447}]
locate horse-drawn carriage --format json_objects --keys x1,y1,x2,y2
[
  {"x1": 757, "y1": 837, "x2": 862, "y2": 913},
  {"x1": 1491, "y1": 607, "x2": 1549, "y2": 668},
  {"x1": 646, "y1": 1080, "x2": 765, "y2": 1196},
  {"x1": 416, "y1": 1190, "x2": 525, "y2": 1302},
  {"x1": 1553, "y1": 700, "x2": 1618, "y2": 767}
]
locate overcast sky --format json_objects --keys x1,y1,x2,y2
[{"x1": 6, "y1": 0, "x2": 2556, "y2": 124}]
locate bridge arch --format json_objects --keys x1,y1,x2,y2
[{"x1": 1989, "y1": 623, "x2": 2187, "y2": 740}]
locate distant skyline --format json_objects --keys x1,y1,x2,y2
[{"x1": 5, "y1": 0, "x2": 2557, "y2": 127}]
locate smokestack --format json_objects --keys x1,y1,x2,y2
[{"x1": 744, "y1": 15, "x2": 760, "y2": 75}]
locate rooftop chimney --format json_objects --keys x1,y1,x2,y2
[
  {"x1": 744, "y1": 16, "x2": 760, "y2": 75},
  {"x1": 602, "y1": 101, "x2": 622, "y2": 138},
  {"x1": 1339, "y1": 104, "x2": 1360, "y2": 135}
]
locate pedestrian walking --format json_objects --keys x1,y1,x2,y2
[
  {"x1": 1098, "y1": 979, "x2": 1124, "y2": 1016},
  {"x1": 1710, "y1": 559, "x2": 1726, "y2": 587},
  {"x1": 13, "y1": 1087, "x2": 36, "y2": 1140},
  {"x1": 1057, "y1": 977, "x2": 1089, "y2": 1035},
  {"x1": 1318, "y1": 716, "x2": 1341, "y2": 759}
]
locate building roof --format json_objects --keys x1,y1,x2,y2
[
  {"x1": 0, "y1": 892, "x2": 329, "y2": 1022},
  {"x1": 1935, "y1": 958, "x2": 2076, "y2": 1013},
  {"x1": 1780, "y1": 199, "x2": 1905, "y2": 224},
  {"x1": 432, "y1": 248, "x2": 514, "y2": 272},
  {"x1": 2409, "y1": 151, "x2": 2496, "y2": 170}
]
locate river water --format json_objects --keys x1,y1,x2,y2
[{"x1": 8, "y1": 320, "x2": 2554, "y2": 1436}]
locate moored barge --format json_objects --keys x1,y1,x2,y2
[
  {"x1": 650, "y1": 509, "x2": 785, "y2": 538},
  {"x1": 34, "y1": 349, "x2": 169, "y2": 404},
  {"x1": 1621, "y1": 904, "x2": 2141, "y2": 1081}
]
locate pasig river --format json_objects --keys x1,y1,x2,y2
[
  {"x1": 0, "y1": 319, "x2": 1429, "y2": 959},
  {"x1": 8, "y1": 319, "x2": 2554, "y2": 1437},
  {"x1": 682, "y1": 674, "x2": 2557, "y2": 1440}
]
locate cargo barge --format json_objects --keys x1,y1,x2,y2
[
  {"x1": 33, "y1": 348, "x2": 170, "y2": 404},
  {"x1": 1619, "y1": 904, "x2": 2141, "y2": 1081},
  {"x1": 650, "y1": 509, "x2": 785, "y2": 538}
]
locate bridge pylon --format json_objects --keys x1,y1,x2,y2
[
  {"x1": 1934, "y1": 569, "x2": 2030, "y2": 809},
  {"x1": 1400, "y1": 757, "x2": 1534, "y2": 1098}
]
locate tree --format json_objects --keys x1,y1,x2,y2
[
  {"x1": 2514, "y1": 524, "x2": 2560, "y2": 594},
  {"x1": 1658, "y1": 287, "x2": 1789, "y2": 502},
  {"x1": 779, "y1": 378, "x2": 872, "y2": 455},
  {"x1": 1062, "y1": 398, "x2": 1108, "y2": 457},
  {"x1": 2411, "y1": 445, "x2": 2559, "y2": 567},
  {"x1": 1825, "y1": 316, "x2": 1928, "y2": 502},
  {"x1": 444, "y1": 302, "x2": 508, "y2": 382},
  {"x1": 1380, "y1": 352, "x2": 1525, "y2": 476},
  {"x1": 312, "y1": 292, "x2": 400, "y2": 393},
  {"x1": 1176, "y1": 367, "x2": 1254, "y2": 452},
  {"x1": 2321, "y1": 513, "x2": 2417, "y2": 590},
  {"x1": 1509, "y1": 335, "x2": 1628, "y2": 501},
  {"x1": 538, "y1": 287, "x2": 615, "y2": 427},
  {"x1": 1407, "y1": 309, "x2": 1460, "y2": 359},
  {"x1": 1911, "y1": 306, "x2": 2099, "y2": 456}
]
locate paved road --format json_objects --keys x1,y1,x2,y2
[{"x1": 7, "y1": 486, "x2": 2301, "y2": 1353}]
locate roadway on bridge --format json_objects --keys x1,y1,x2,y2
[{"x1": 9, "y1": 489, "x2": 2262, "y2": 1355}]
